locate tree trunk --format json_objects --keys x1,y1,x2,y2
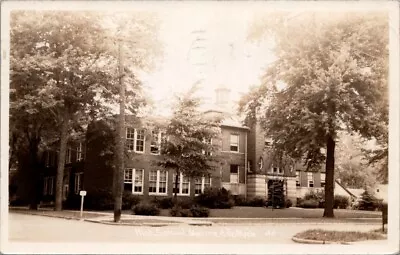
[
  {"x1": 323, "y1": 135, "x2": 335, "y2": 218},
  {"x1": 55, "y1": 117, "x2": 69, "y2": 211},
  {"x1": 173, "y1": 171, "x2": 179, "y2": 204},
  {"x1": 113, "y1": 39, "x2": 125, "y2": 222},
  {"x1": 28, "y1": 137, "x2": 41, "y2": 210}
]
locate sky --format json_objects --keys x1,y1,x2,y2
[{"x1": 136, "y1": 6, "x2": 277, "y2": 116}]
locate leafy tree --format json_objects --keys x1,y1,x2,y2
[
  {"x1": 10, "y1": 11, "x2": 160, "y2": 212},
  {"x1": 335, "y1": 131, "x2": 376, "y2": 189},
  {"x1": 157, "y1": 87, "x2": 222, "y2": 201},
  {"x1": 241, "y1": 12, "x2": 388, "y2": 217}
]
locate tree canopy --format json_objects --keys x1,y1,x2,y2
[
  {"x1": 157, "y1": 86, "x2": 222, "y2": 198},
  {"x1": 10, "y1": 11, "x2": 161, "y2": 210},
  {"x1": 240, "y1": 12, "x2": 389, "y2": 217}
]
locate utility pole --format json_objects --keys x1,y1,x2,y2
[{"x1": 113, "y1": 36, "x2": 125, "y2": 222}]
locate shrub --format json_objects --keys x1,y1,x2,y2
[
  {"x1": 247, "y1": 197, "x2": 266, "y2": 207},
  {"x1": 122, "y1": 192, "x2": 141, "y2": 210},
  {"x1": 132, "y1": 202, "x2": 160, "y2": 216},
  {"x1": 10, "y1": 198, "x2": 28, "y2": 207},
  {"x1": 285, "y1": 199, "x2": 293, "y2": 208},
  {"x1": 304, "y1": 189, "x2": 325, "y2": 201},
  {"x1": 82, "y1": 189, "x2": 114, "y2": 210},
  {"x1": 301, "y1": 199, "x2": 319, "y2": 209},
  {"x1": 63, "y1": 194, "x2": 81, "y2": 210},
  {"x1": 190, "y1": 205, "x2": 210, "y2": 217},
  {"x1": 170, "y1": 205, "x2": 210, "y2": 217},
  {"x1": 334, "y1": 195, "x2": 350, "y2": 209},
  {"x1": 233, "y1": 195, "x2": 247, "y2": 206},
  {"x1": 296, "y1": 197, "x2": 304, "y2": 207},
  {"x1": 195, "y1": 187, "x2": 234, "y2": 209},
  {"x1": 177, "y1": 198, "x2": 195, "y2": 209},
  {"x1": 170, "y1": 205, "x2": 183, "y2": 217},
  {"x1": 358, "y1": 190, "x2": 380, "y2": 211},
  {"x1": 169, "y1": 205, "x2": 192, "y2": 217},
  {"x1": 153, "y1": 197, "x2": 175, "y2": 209}
]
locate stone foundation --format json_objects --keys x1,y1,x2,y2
[{"x1": 247, "y1": 174, "x2": 267, "y2": 198}]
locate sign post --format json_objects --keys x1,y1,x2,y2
[{"x1": 79, "y1": 190, "x2": 87, "y2": 220}]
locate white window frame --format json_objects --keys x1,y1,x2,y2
[
  {"x1": 296, "y1": 171, "x2": 301, "y2": 187},
  {"x1": 150, "y1": 130, "x2": 161, "y2": 155},
  {"x1": 173, "y1": 173, "x2": 190, "y2": 196},
  {"x1": 230, "y1": 165, "x2": 239, "y2": 183},
  {"x1": 307, "y1": 172, "x2": 314, "y2": 188},
  {"x1": 135, "y1": 129, "x2": 145, "y2": 153},
  {"x1": 126, "y1": 128, "x2": 135, "y2": 151},
  {"x1": 76, "y1": 143, "x2": 83, "y2": 161},
  {"x1": 74, "y1": 172, "x2": 83, "y2": 194},
  {"x1": 43, "y1": 177, "x2": 48, "y2": 195},
  {"x1": 124, "y1": 168, "x2": 144, "y2": 194},
  {"x1": 230, "y1": 134, "x2": 239, "y2": 152},
  {"x1": 202, "y1": 138, "x2": 213, "y2": 156},
  {"x1": 320, "y1": 173, "x2": 326, "y2": 187},
  {"x1": 194, "y1": 176, "x2": 212, "y2": 195},
  {"x1": 44, "y1": 177, "x2": 54, "y2": 196},
  {"x1": 63, "y1": 184, "x2": 69, "y2": 200},
  {"x1": 149, "y1": 170, "x2": 168, "y2": 195},
  {"x1": 48, "y1": 177, "x2": 54, "y2": 195},
  {"x1": 65, "y1": 147, "x2": 72, "y2": 164}
]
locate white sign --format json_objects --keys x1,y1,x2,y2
[{"x1": 79, "y1": 190, "x2": 87, "y2": 196}]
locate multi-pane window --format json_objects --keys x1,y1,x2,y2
[
  {"x1": 307, "y1": 172, "x2": 314, "y2": 188},
  {"x1": 76, "y1": 143, "x2": 83, "y2": 161},
  {"x1": 230, "y1": 134, "x2": 239, "y2": 152},
  {"x1": 126, "y1": 128, "x2": 145, "y2": 153},
  {"x1": 296, "y1": 171, "x2": 301, "y2": 187},
  {"x1": 134, "y1": 169, "x2": 144, "y2": 193},
  {"x1": 203, "y1": 138, "x2": 212, "y2": 156},
  {"x1": 278, "y1": 168, "x2": 283, "y2": 174},
  {"x1": 149, "y1": 170, "x2": 158, "y2": 193},
  {"x1": 150, "y1": 130, "x2": 161, "y2": 155},
  {"x1": 74, "y1": 173, "x2": 83, "y2": 194},
  {"x1": 149, "y1": 170, "x2": 168, "y2": 195},
  {"x1": 126, "y1": 128, "x2": 135, "y2": 151},
  {"x1": 63, "y1": 184, "x2": 69, "y2": 200},
  {"x1": 159, "y1": 170, "x2": 167, "y2": 194},
  {"x1": 320, "y1": 173, "x2": 326, "y2": 188},
  {"x1": 173, "y1": 173, "x2": 190, "y2": 195},
  {"x1": 124, "y1": 168, "x2": 133, "y2": 191},
  {"x1": 65, "y1": 147, "x2": 72, "y2": 164},
  {"x1": 195, "y1": 176, "x2": 212, "y2": 195},
  {"x1": 43, "y1": 177, "x2": 54, "y2": 195},
  {"x1": 136, "y1": 130, "x2": 145, "y2": 152},
  {"x1": 230, "y1": 165, "x2": 239, "y2": 183},
  {"x1": 124, "y1": 168, "x2": 144, "y2": 194},
  {"x1": 195, "y1": 178, "x2": 202, "y2": 195}
]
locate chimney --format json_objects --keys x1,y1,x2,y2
[{"x1": 215, "y1": 85, "x2": 231, "y2": 111}]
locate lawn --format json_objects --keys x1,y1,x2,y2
[
  {"x1": 151, "y1": 206, "x2": 382, "y2": 221},
  {"x1": 194, "y1": 206, "x2": 380, "y2": 218},
  {"x1": 294, "y1": 228, "x2": 386, "y2": 243}
]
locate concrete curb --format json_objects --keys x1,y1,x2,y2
[
  {"x1": 292, "y1": 236, "x2": 350, "y2": 245},
  {"x1": 84, "y1": 219, "x2": 181, "y2": 227}
]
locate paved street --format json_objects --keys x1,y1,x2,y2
[{"x1": 9, "y1": 213, "x2": 383, "y2": 244}]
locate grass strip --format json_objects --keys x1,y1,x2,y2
[{"x1": 294, "y1": 229, "x2": 386, "y2": 243}]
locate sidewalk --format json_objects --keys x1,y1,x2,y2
[{"x1": 9, "y1": 206, "x2": 382, "y2": 226}]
